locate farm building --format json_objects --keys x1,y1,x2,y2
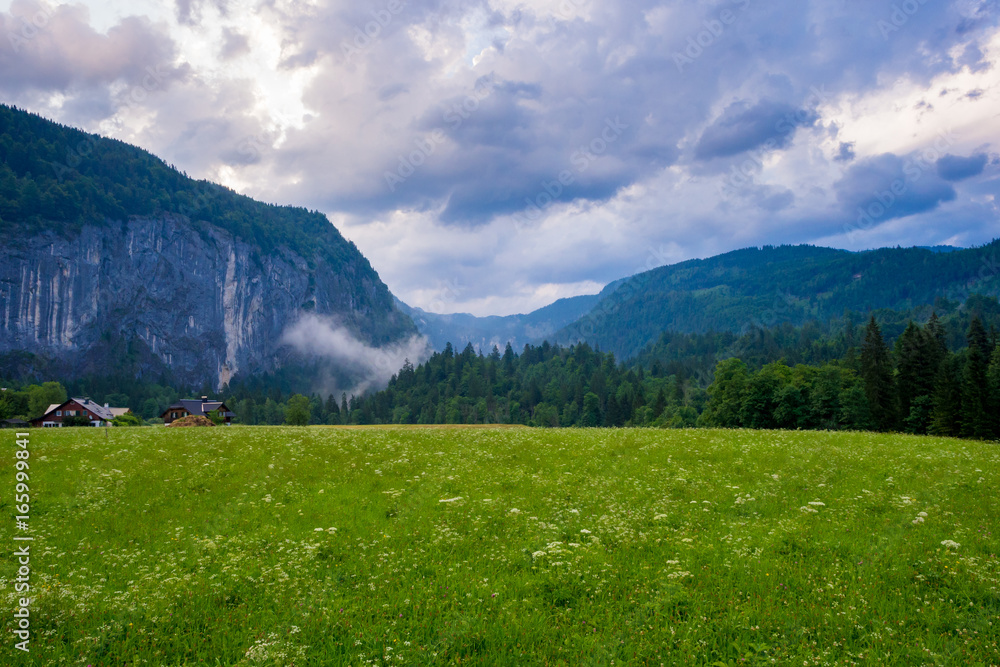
[
  {"x1": 162, "y1": 397, "x2": 234, "y2": 425},
  {"x1": 31, "y1": 398, "x2": 132, "y2": 427}
]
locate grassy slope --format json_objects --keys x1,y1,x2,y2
[{"x1": 2, "y1": 427, "x2": 998, "y2": 666}]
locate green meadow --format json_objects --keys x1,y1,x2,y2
[{"x1": 2, "y1": 426, "x2": 998, "y2": 666}]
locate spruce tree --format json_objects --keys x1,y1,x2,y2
[
  {"x1": 961, "y1": 317, "x2": 991, "y2": 439},
  {"x1": 604, "y1": 395, "x2": 623, "y2": 427},
  {"x1": 325, "y1": 394, "x2": 340, "y2": 424},
  {"x1": 894, "y1": 321, "x2": 937, "y2": 433},
  {"x1": 502, "y1": 342, "x2": 515, "y2": 377},
  {"x1": 925, "y1": 312, "x2": 948, "y2": 361},
  {"x1": 988, "y1": 345, "x2": 1000, "y2": 439},
  {"x1": 581, "y1": 392, "x2": 602, "y2": 427},
  {"x1": 652, "y1": 387, "x2": 667, "y2": 419},
  {"x1": 860, "y1": 316, "x2": 896, "y2": 431},
  {"x1": 894, "y1": 322, "x2": 921, "y2": 429},
  {"x1": 929, "y1": 354, "x2": 962, "y2": 436}
]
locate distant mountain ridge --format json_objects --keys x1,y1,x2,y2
[
  {"x1": 552, "y1": 242, "x2": 1000, "y2": 361},
  {"x1": 397, "y1": 292, "x2": 603, "y2": 352},
  {"x1": 0, "y1": 105, "x2": 416, "y2": 388}
]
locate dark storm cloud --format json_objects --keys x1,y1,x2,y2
[
  {"x1": 936, "y1": 153, "x2": 989, "y2": 181},
  {"x1": 694, "y1": 100, "x2": 818, "y2": 161},
  {"x1": 836, "y1": 153, "x2": 957, "y2": 224},
  {"x1": 272, "y1": 0, "x2": 998, "y2": 225}
]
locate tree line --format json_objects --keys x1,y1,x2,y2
[
  {"x1": 699, "y1": 315, "x2": 1000, "y2": 438},
  {"x1": 4, "y1": 299, "x2": 999, "y2": 440}
]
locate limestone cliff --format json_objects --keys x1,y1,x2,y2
[{"x1": 0, "y1": 215, "x2": 416, "y2": 388}]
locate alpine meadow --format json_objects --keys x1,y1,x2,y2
[{"x1": 1, "y1": 426, "x2": 998, "y2": 666}]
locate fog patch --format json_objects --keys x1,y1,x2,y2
[{"x1": 281, "y1": 314, "x2": 430, "y2": 396}]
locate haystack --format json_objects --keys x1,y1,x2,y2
[{"x1": 167, "y1": 415, "x2": 216, "y2": 427}]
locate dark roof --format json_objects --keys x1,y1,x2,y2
[
  {"x1": 2, "y1": 418, "x2": 29, "y2": 426},
  {"x1": 164, "y1": 399, "x2": 229, "y2": 417}
]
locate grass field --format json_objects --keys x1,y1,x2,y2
[{"x1": 2, "y1": 426, "x2": 999, "y2": 666}]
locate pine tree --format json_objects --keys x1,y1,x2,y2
[
  {"x1": 324, "y1": 394, "x2": 340, "y2": 424},
  {"x1": 925, "y1": 312, "x2": 947, "y2": 360},
  {"x1": 502, "y1": 342, "x2": 515, "y2": 377},
  {"x1": 669, "y1": 376, "x2": 685, "y2": 405},
  {"x1": 581, "y1": 392, "x2": 602, "y2": 427},
  {"x1": 929, "y1": 354, "x2": 962, "y2": 436},
  {"x1": 961, "y1": 317, "x2": 992, "y2": 439},
  {"x1": 604, "y1": 394, "x2": 624, "y2": 427},
  {"x1": 894, "y1": 321, "x2": 937, "y2": 433},
  {"x1": 860, "y1": 317, "x2": 896, "y2": 431},
  {"x1": 651, "y1": 387, "x2": 667, "y2": 419},
  {"x1": 894, "y1": 322, "x2": 921, "y2": 427},
  {"x1": 988, "y1": 345, "x2": 1000, "y2": 439}
]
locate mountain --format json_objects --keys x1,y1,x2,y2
[
  {"x1": 553, "y1": 242, "x2": 1000, "y2": 361},
  {"x1": 0, "y1": 105, "x2": 416, "y2": 389},
  {"x1": 397, "y1": 292, "x2": 604, "y2": 352}
]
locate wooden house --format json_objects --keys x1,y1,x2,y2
[
  {"x1": 161, "y1": 397, "x2": 234, "y2": 425},
  {"x1": 31, "y1": 398, "x2": 132, "y2": 427}
]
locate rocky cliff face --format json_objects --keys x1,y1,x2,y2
[{"x1": 0, "y1": 215, "x2": 416, "y2": 388}]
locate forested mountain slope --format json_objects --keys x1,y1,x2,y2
[{"x1": 554, "y1": 242, "x2": 1000, "y2": 360}]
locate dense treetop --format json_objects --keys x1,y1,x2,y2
[{"x1": 0, "y1": 104, "x2": 366, "y2": 269}]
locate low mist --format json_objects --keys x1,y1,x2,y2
[{"x1": 280, "y1": 314, "x2": 431, "y2": 397}]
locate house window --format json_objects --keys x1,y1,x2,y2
[{"x1": 55, "y1": 410, "x2": 61, "y2": 416}]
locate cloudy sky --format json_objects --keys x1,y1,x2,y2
[{"x1": 2, "y1": 0, "x2": 999, "y2": 316}]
